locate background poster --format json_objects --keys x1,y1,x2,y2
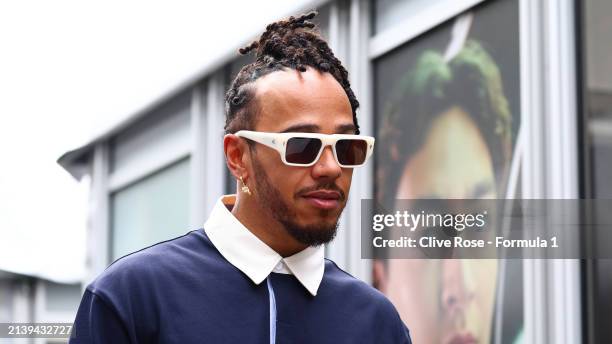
[{"x1": 372, "y1": 0, "x2": 523, "y2": 343}]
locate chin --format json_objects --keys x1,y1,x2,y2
[
  {"x1": 293, "y1": 214, "x2": 334, "y2": 228},
  {"x1": 300, "y1": 207, "x2": 342, "y2": 223}
]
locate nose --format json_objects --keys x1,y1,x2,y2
[
  {"x1": 441, "y1": 280, "x2": 474, "y2": 331},
  {"x1": 311, "y1": 146, "x2": 342, "y2": 180}
]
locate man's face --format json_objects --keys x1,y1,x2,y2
[
  {"x1": 247, "y1": 67, "x2": 355, "y2": 246},
  {"x1": 395, "y1": 106, "x2": 497, "y2": 200},
  {"x1": 386, "y1": 106, "x2": 498, "y2": 344}
]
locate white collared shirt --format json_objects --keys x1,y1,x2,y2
[{"x1": 203, "y1": 195, "x2": 325, "y2": 296}]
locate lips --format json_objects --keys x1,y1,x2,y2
[
  {"x1": 301, "y1": 190, "x2": 342, "y2": 210},
  {"x1": 447, "y1": 333, "x2": 477, "y2": 344}
]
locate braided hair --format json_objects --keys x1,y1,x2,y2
[{"x1": 224, "y1": 10, "x2": 360, "y2": 135}]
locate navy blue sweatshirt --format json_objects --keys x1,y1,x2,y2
[{"x1": 70, "y1": 229, "x2": 411, "y2": 343}]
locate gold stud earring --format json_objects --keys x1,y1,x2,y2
[{"x1": 239, "y1": 176, "x2": 252, "y2": 195}]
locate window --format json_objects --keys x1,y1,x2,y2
[
  {"x1": 108, "y1": 91, "x2": 192, "y2": 261},
  {"x1": 581, "y1": 0, "x2": 612, "y2": 342},
  {"x1": 110, "y1": 158, "x2": 190, "y2": 260},
  {"x1": 372, "y1": 0, "x2": 432, "y2": 34},
  {"x1": 44, "y1": 281, "x2": 81, "y2": 313}
]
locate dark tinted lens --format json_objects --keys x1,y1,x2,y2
[
  {"x1": 336, "y1": 139, "x2": 368, "y2": 165},
  {"x1": 286, "y1": 137, "x2": 322, "y2": 164}
]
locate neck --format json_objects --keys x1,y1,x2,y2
[{"x1": 231, "y1": 192, "x2": 308, "y2": 257}]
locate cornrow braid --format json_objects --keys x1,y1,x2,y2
[{"x1": 224, "y1": 10, "x2": 360, "y2": 135}]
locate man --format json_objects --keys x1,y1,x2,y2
[
  {"x1": 71, "y1": 11, "x2": 411, "y2": 343},
  {"x1": 373, "y1": 39, "x2": 516, "y2": 343}
]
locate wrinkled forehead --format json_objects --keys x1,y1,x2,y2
[{"x1": 252, "y1": 68, "x2": 353, "y2": 133}]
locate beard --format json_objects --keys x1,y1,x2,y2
[{"x1": 250, "y1": 153, "x2": 343, "y2": 247}]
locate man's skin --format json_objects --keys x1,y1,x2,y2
[
  {"x1": 375, "y1": 106, "x2": 498, "y2": 344},
  {"x1": 224, "y1": 67, "x2": 356, "y2": 257}
]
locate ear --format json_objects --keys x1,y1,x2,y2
[{"x1": 224, "y1": 134, "x2": 250, "y2": 181}]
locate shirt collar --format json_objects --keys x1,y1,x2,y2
[{"x1": 203, "y1": 195, "x2": 325, "y2": 296}]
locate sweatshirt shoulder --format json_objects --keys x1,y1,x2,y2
[
  {"x1": 323, "y1": 259, "x2": 393, "y2": 307},
  {"x1": 323, "y1": 259, "x2": 411, "y2": 343},
  {"x1": 87, "y1": 229, "x2": 205, "y2": 294}
]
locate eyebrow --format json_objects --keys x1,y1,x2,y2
[{"x1": 280, "y1": 123, "x2": 357, "y2": 134}]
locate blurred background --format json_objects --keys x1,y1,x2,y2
[{"x1": 0, "y1": 0, "x2": 610, "y2": 343}]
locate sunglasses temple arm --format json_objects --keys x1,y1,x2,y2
[{"x1": 240, "y1": 132, "x2": 282, "y2": 152}]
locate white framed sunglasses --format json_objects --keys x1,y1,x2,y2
[{"x1": 235, "y1": 130, "x2": 375, "y2": 168}]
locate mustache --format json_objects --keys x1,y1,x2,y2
[{"x1": 296, "y1": 182, "x2": 346, "y2": 201}]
